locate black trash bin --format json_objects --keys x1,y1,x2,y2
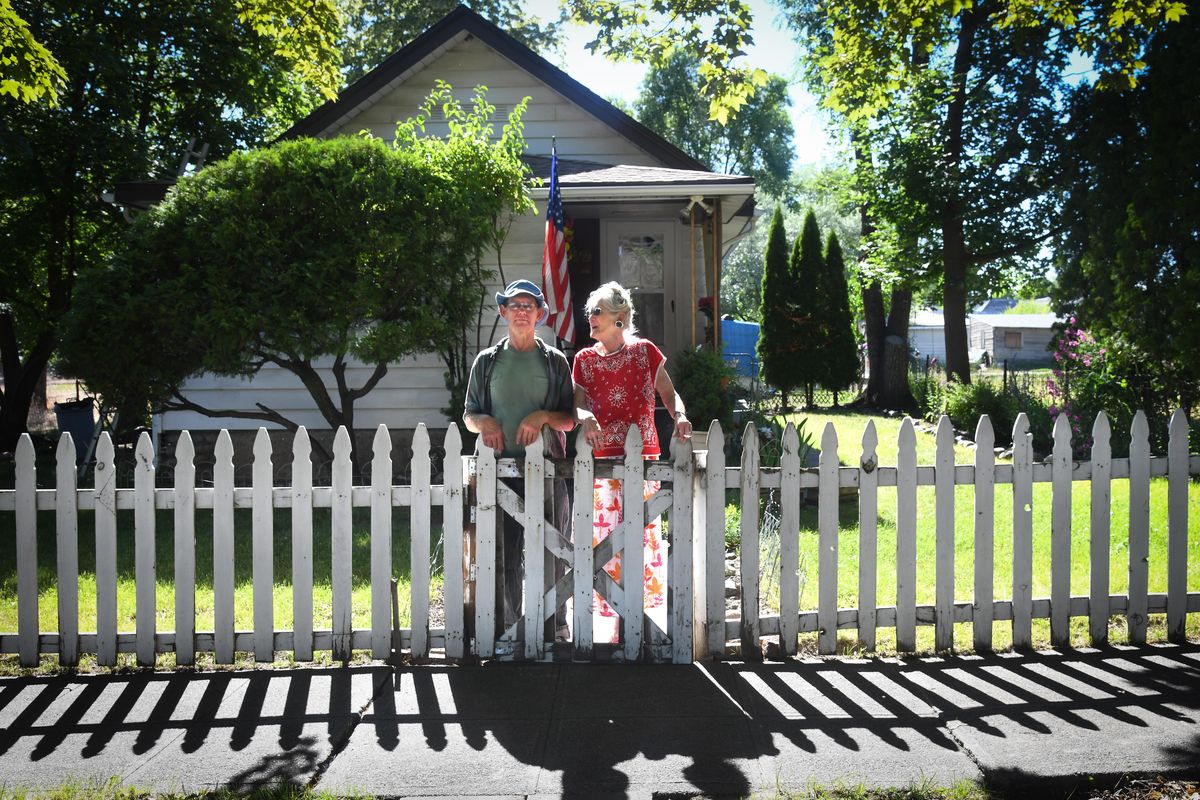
[{"x1": 54, "y1": 398, "x2": 96, "y2": 462}]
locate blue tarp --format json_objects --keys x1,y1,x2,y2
[{"x1": 722, "y1": 318, "x2": 759, "y2": 378}]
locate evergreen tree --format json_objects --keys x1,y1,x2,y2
[
  {"x1": 791, "y1": 210, "x2": 826, "y2": 409},
  {"x1": 820, "y1": 233, "x2": 860, "y2": 404},
  {"x1": 757, "y1": 207, "x2": 800, "y2": 408}
]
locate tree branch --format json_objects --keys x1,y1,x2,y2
[
  {"x1": 966, "y1": 225, "x2": 1063, "y2": 267},
  {"x1": 161, "y1": 392, "x2": 333, "y2": 461},
  {"x1": 346, "y1": 361, "x2": 388, "y2": 401}
]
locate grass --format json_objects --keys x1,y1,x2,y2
[
  {"x1": 750, "y1": 409, "x2": 1200, "y2": 652},
  {"x1": 0, "y1": 505, "x2": 444, "y2": 673}
]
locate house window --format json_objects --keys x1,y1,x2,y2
[{"x1": 1004, "y1": 330, "x2": 1022, "y2": 349}]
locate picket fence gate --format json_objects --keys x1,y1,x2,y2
[{"x1": 1, "y1": 410, "x2": 1197, "y2": 667}]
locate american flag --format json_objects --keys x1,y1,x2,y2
[{"x1": 541, "y1": 147, "x2": 574, "y2": 345}]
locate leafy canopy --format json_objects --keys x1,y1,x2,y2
[
  {"x1": 633, "y1": 50, "x2": 793, "y2": 195},
  {"x1": 62, "y1": 111, "x2": 534, "y2": 423},
  {"x1": 0, "y1": 0, "x2": 65, "y2": 104}
]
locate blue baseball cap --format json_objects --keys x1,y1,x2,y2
[{"x1": 495, "y1": 279, "x2": 550, "y2": 326}]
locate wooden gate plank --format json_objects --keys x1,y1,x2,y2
[
  {"x1": 622, "y1": 427, "x2": 645, "y2": 661},
  {"x1": 252, "y1": 428, "x2": 274, "y2": 662},
  {"x1": 15, "y1": 435, "x2": 38, "y2": 666},
  {"x1": 474, "y1": 441, "x2": 497, "y2": 658},
  {"x1": 671, "y1": 435, "x2": 694, "y2": 664},
  {"x1": 523, "y1": 435, "x2": 546, "y2": 661},
  {"x1": 573, "y1": 433, "x2": 595, "y2": 660}
]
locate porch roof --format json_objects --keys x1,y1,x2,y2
[{"x1": 523, "y1": 156, "x2": 753, "y2": 189}]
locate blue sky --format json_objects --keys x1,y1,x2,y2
[{"x1": 525, "y1": 0, "x2": 834, "y2": 166}]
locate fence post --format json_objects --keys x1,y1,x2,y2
[
  {"x1": 443, "y1": 425, "x2": 465, "y2": 659},
  {"x1": 371, "y1": 425, "x2": 394, "y2": 660},
  {"x1": 332, "y1": 427, "x2": 353, "y2": 661},
  {"x1": 858, "y1": 421, "x2": 879, "y2": 651},
  {"x1": 779, "y1": 423, "x2": 801, "y2": 656},
  {"x1": 934, "y1": 416, "x2": 955, "y2": 652},
  {"x1": 134, "y1": 431, "x2": 157, "y2": 666},
  {"x1": 411, "y1": 424, "x2": 432, "y2": 659},
  {"x1": 95, "y1": 432, "x2": 118, "y2": 666},
  {"x1": 973, "y1": 416, "x2": 994, "y2": 652},
  {"x1": 252, "y1": 428, "x2": 274, "y2": 662},
  {"x1": 1050, "y1": 414, "x2": 1072, "y2": 647},
  {"x1": 705, "y1": 421, "x2": 726, "y2": 658},
  {"x1": 56, "y1": 433, "x2": 79, "y2": 666},
  {"x1": 1011, "y1": 413, "x2": 1033, "y2": 650},
  {"x1": 622, "y1": 426, "x2": 645, "y2": 661},
  {"x1": 213, "y1": 431, "x2": 235, "y2": 663},
  {"x1": 523, "y1": 434, "x2": 546, "y2": 661},
  {"x1": 572, "y1": 432, "x2": 595, "y2": 661},
  {"x1": 293, "y1": 428, "x2": 314, "y2": 661},
  {"x1": 739, "y1": 422, "x2": 761, "y2": 660},
  {"x1": 474, "y1": 440, "x2": 497, "y2": 658},
  {"x1": 1127, "y1": 411, "x2": 1150, "y2": 644},
  {"x1": 173, "y1": 431, "x2": 196, "y2": 666},
  {"x1": 896, "y1": 418, "x2": 917, "y2": 652},
  {"x1": 1088, "y1": 412, "x2": 1111, "y2": 645},
  {"x1": 818, "y1": 423, "x2": 839, "y2": 655},
  {"x1": 1166, "y1": 409, "x2": 1189, "y2": 642},
  {"x1": 671, "y1": 434, "x2": 694, "y2": 664}
]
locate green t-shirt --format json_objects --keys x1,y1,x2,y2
[{"x1": 490, "y1": 346, "x2": 550, "y2": 458}]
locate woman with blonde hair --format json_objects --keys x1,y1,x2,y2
[{"x1": 573, "y1": 281, "x2": 691, "y2": 644}]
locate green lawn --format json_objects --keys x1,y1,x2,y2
[
  {"x1": 755, "y1": 409, "x2": 1200, "y2": 651},
  {"x1": 0, "y1": 506, "x2": 443, "y2": 670}
]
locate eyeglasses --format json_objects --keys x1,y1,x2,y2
[
  {"x1": 506, "y1": 301, "x2": 540, "y2": 312},
  {"x1": 586, "y1": 307, "x2": 606, "y2": 317}
]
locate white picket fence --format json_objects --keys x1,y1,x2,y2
[{"x1": 0, "y1": 410, "x2": 1196, "y2": 667}]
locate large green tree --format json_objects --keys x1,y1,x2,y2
[
  {"x1": 0, "y1": 0, "x2": 340, "y2": 451},
  {"x1": 0, "y1": 0, "x2": 64, "y2": 104},
  {"x1": 633, "y1": 51, "x2": 793, "y2": 196},
  {"x1": 791, "y1": 210, "x2": 826, "y2": 409},
  {"x1": 61, "y1": 123, "x2": 532, "y2": 469},
  {"x1": 1055, "y1": 9, "x2": 1199, "y2": 412},
  {"x1": 819, "y1": 232, "x2": 859, "y2": 403},
  {"x1": 757, "y1": 207, "x2": 800, "y2": 407},
  {"x1": 338, "y1": 0, "x2": 560, "y2": 83}
]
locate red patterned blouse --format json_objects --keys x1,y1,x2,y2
[{"x1": 573, "y1": 338, "x2": 665, "y2": 458}]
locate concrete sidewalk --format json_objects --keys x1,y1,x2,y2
[{"x1": 0, "y1": 643, "x2": 1197, "y2": 798}]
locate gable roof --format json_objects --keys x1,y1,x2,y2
[
  {"x1": 279, "y1": 5, "x2": 708, "y2": 172},
  {"x1": 970, "y1": 313, "x2": 1061, "y2": 329}
]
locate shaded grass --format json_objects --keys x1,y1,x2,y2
[
  {"x1": 0, "y1": 777, "x2": 365, "y2": 800},
  {"x1": 0, "y1": 506, "x2": 443, "y2": 648},
  {"x1": 754, "y1": 410, "x2": 1200, "y2": 651}
]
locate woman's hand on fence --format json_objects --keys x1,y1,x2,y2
[
  {"x1": 581, "y1": 416, "x2": 603, "y2": 447},
  {"x1": 673, "y1": 413, "x2": 692, "y2": 441},
  {"x1": 515, "y1": 411, "x2": 546, "y2": 447}
]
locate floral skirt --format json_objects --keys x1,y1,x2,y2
[{"x1": 591, "y1": 476, "x2": 666, "y2": 644}]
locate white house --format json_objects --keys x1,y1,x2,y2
[
  {"x1": 154, "y1": 6, "x2": 756, "y2": 443},
  {"x1": 908, "y1": 308, "x2": 947, "y2": 363},
  {"x1": 967, "y1": 313, "x2": 1060, "y2": 365}
]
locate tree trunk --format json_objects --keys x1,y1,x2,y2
[
  {"x1": 880, "y1": 288, "x2": 916, "y2": 410},
  {"x1": 940, "y1": 4, "x2": 979, "y2": 384},
  {"x1": 0, "y1": 312, "x2": 56, "y2": 451}
]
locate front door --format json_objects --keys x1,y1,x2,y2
[{"x1": 601, "y1": 220, "x2": 677, "y2": 356}]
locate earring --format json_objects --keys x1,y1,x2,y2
[{"x1": 615, "y1": 320, "x2": 624, "y2": 328}]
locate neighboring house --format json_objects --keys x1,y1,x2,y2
[
  {"x1": 908, "y1": 308, "x2": 947, "y2": 363},
  {"x1": 153, "y1": 6, "x2": 756, "y2": 441},
  {"x1": 968, "y1": 313, "x2": 1060, "y2": 365}
]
